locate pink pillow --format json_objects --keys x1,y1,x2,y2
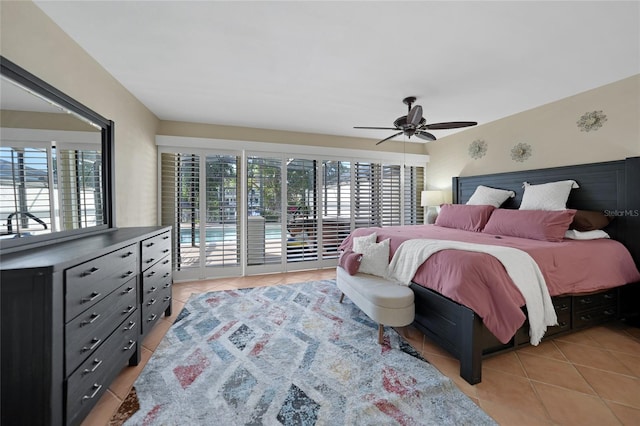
[
  {"x1": 435, "y1": 204, "x2": 496, "y2": 232},
  {"x1": 338, "y1": 249, "x2": 362, "y2": 275},
  {"x1": 482, "y1": 209, "x2": 577, "y2": 242}
]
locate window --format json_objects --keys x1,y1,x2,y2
[{"x1": 158, "y1": 140, "x2": 426, "y2": 280}]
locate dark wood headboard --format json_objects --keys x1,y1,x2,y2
[{"x1": 452, "y1": 157, "x2": 640, "y2": 268}]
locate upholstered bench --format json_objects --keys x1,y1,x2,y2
[{"x1": 336, "y1": 266, "x2": 415, "y2": 344}]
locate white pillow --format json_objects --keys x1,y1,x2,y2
[
  {"x1": 519, "y1": 180, "x2": 579, "y2": 211},
  {"x1": 466, "y1": 185, "x2": 515, "y2": 208},
  {"x1": 564, "y1": 229, "x2": 610, "y2": 240},
  {"x1": 353, "y1": 233, "x2": 377, "y2": 253},
  {"x1": 358, "y1": 238, "x2": 390, "y2": 277}
]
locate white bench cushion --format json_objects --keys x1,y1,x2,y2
[{"x1": 336, "y1": 267, "x2": 414, "y2": 327}]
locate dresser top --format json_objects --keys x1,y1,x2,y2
[{"x1": 0, "y1": 226, "x2": 171, "y2": 271}]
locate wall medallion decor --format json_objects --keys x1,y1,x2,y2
[
  {"x1": 510, "y1": 142, "x2": 532, "y2": 162},
  {"x1": 468, "y1": 139, "x2": 487, "y2": 159},
  {"x1": 577, "y1": 110, "x2": 607, "y2": 132}
]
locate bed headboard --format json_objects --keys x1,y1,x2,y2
[{"x1": 452, "y1": 157, "x2": 640, "y2": 268}]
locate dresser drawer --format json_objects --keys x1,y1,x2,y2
[
  {"x1": 66, "y1": 313, "x2": 138, "y2": 426},
  {"x1": 65, "y1": 244, "x2": 138, "y2": 321},
  {"x1": 141, "y1": 287, "x2": 172, "y2": 335},
  {"x1": 141, "y1": 257, "x2": 172, "y2": 304},
  {"x1": 65, "y1": 279, "x2": 137, "y2": 375},
  {"x1": 141, "y1": 232, "x2": 171, "y2": 270}
]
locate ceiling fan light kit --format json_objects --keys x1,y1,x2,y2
[{"x1": 354, "y1": 96, "x2": 478, "y2": 145}]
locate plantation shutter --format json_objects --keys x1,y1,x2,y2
[
  {"x1": 381, "y1": 164, "x2": 402, "y2": 226},
  {"x1": 403, "y1": 165, "x2": 425, "y2": 225},
  {"x1": 321, "y1": 160, "x2": 351, "y2": 258},
  {"x1": 204, "y1": 155, "x2": 240, "y2": 267},
  {"x1": 247, "y1": 156, "x2": 283, "y2": 266},
  {"x1": 0, "y1": 145, "x2": 53, "y2": 235},
  {"x1": 160, "y1": 152, "x2": 200, "y2": 271},
  {"x1": 286, "y1": 158, "x2": 318, "y2": 262},
  {"x1": 353, "y1": 162, "x2": 381, "y2": 228}
]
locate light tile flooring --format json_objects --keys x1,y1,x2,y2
[{"x1": 82, "y1": 269, "x2": 640, "y2": 426}]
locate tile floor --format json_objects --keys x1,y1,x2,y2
[{"x1": 81, "y1": 269, "x2": 640, "y2": 426}]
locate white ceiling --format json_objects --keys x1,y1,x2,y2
[{"x1": 34, "y1": 1, "x2": 639, "y2": 143}]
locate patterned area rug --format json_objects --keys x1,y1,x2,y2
[{"x1": 118, "y1": 280, "x2": 495, "y2": 425}]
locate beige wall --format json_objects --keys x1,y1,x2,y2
[
  {"x1": 1, "y1": 1, "x2": 159, "y2": 227},
  {"x1": 426, "y1": 75, "x2": 640, "y2": 202}
]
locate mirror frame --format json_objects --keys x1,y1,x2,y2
[{"x1": 0, "y1": 56, "x2": 115, "y2": 253}]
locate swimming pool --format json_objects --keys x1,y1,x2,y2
[{"x1": 179, "y1": 224, "x2": 283, "y2": 244}]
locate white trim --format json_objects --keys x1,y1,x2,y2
[
  {"x1": 1, "y1": 127, "x2": 101, "y2": 146},
  {"x1": 156, "y1": 135, "x2": 429, "y2": 166}
]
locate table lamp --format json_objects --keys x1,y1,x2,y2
[{"x1": 421, "y1": 190, "x2": 444, "y2": 224}]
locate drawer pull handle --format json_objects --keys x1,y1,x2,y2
[
  {"x1": 147, "y1": 298, "x2": 157, "y2": 306},
  {"x1": 123, "y1": 321, "x2": 136, "y2": 331},
  {"x1": 82, "y1": 384, "x2": 103, "y2": 401},
  {"x1": 121, "y1": 286, "x2": 135, "y2": 294},
  {"x1": 604, "y1": 309, "x2": 616, "y2": 316},
  {"x1": 162, "y1": 259, "x2": 170, "y2": 265},
  {"x1": 163, "y1": 283, "x2": 171, "y2": 289},
  {"x1": 163, "y1": 296, "x2": 171, "y2": 302},
  {"x1": 81, "y1": 313, "x2": 101, "y2": 326},
  {"x1": 124, "y1": 340, "x2": 136, "y2": 351},
  {"x1": 162, "y1": 249, "x2": 170, "y2": 254},
  {"x1": 82, "y1": 359, "x2": 103, "y2": 375},
  {"x1": 123, "y1": 305, "x2": 135, "y2": 314},
  {"x1": 122, "y1": 271, "x2": 134, "y2": 278},
  {"x1": 82, "y1": 338, "x2": 102, "y2": 352},
  {"x1": 579, "y1": 298, "x2": 593, "y2": 305},
  {"x1": 149, "y1": 286, "x2": 158, "y2": 293},
  {"x1": 604, "y1": 293, "x2": 615, "y2": 300},
  {"x1": 556, "y1": 304, "x2": 569, "y2": 311},
  {"x1": 148, "y1": 314, "x2": 158, "y2": 322},
  {"x1": 81, "y1": 292, "x2": 102, "y2": 303},
  {"x1": 82, "y1": 267, "x2": 100, "y2": 277},
  {"x1": 163, "y1": 273, "x2": 170, "y2": 278},
  {"x1": 146, "y1": 242, "x2": 155, "y2": 247},
  {"x1": 146, "y1": 258, "x2": 155, "y2": 264},
  {"x1": 162, "y1": 235, "x2": 169, "y2": 240},
  {"x1": 147, "y1": 271, "x2": 156, "y2": 278},
  {"x1": 580, "y1": 315, "x2": 592, "y2": 322},
  {"x1": 558, "y1": 321, "x2": 567, "y2": 327},
  {"x1": 122, "y1": 251, "x2": 134, "y2": 258}
]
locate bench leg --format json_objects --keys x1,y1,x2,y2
[
  {"x1": 378, "y1": 324, "x2": 384, "y2": 344},
  {"x1": 339, "y1": 292, "x2": 345, "y2": 303}
]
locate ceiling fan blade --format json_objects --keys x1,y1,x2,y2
[
  {"x1": 354, "y1": 126, "x2": 399, "y2": 130},
  {"x1": 416, "y1": 131, "x2": 437, "y2": 141},
  {"x1": 376, "y1": 132, "x2": 403, "y2": 145},
  {"x1": 406, "y1": 105, "x2": 423, "y2": 126},
  {"x1": 426, "y1": 121, "x2": 478, "y2": 130}
]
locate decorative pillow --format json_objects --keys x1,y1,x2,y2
[
  {"x1": 570, "y1": 210, "x2": 612, "y2": 231},
  {"x1": 564, "y1": 229, "x2": 610, "y2": 240},
  {"x1": 466, "y1": 185, "x2": 516, "y2": 208},
  {"x1": 358, "y1": 238, "x2": 390, "y2": 278},
  {"x1": 353, "y1": 233, "x2": 377, "y2": 253},
  {"x1": 435, "y1": 204, "x2": 496, "y2": 232},
  {"x1": 482, "y1": 209, "x2": 577, "y2": 242},
  {"x1": 519, "y1": 180, "x2": 579, "y2": 211},
  {"x1": 338, "y1": 249, "x2": 362, "y2": 275}
]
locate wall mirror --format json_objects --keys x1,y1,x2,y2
[{"x1": 0, "y1": 56, "x2": 114, "y2": 253}]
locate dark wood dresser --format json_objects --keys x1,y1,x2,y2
[{"x1": 1, "y1": 226, "x2": 173, "y2": 426}]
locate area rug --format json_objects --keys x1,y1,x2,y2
[{"x1": 117, "y1": 280, "x2": 495, "y2": 425}]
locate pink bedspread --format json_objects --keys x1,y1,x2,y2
[{"x1": 339, "y1": 225, "x2": 640, "y2": 343}]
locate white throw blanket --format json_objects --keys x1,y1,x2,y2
[{"x1": 386, "y1": 239, "x2": 558, "y2": 345}]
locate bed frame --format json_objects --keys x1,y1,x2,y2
[{"x1": 409, "y1": 157, "x2": 640, "y2": 385}]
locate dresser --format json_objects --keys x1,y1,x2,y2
[{"x1": 0, "y1": 226, "x2": 172, "y2": 426}]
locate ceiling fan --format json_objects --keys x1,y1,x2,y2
[{"x1": 354, "y1": 96, "x2": 478, "y2": 145}]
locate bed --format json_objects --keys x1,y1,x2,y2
[{"x1": 339, "y1": 157, "x2": 640, "y2": 385}]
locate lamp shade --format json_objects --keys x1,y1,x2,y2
[{"x1": 421, "y1": 190, "x2": 444, "y2": 207}]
